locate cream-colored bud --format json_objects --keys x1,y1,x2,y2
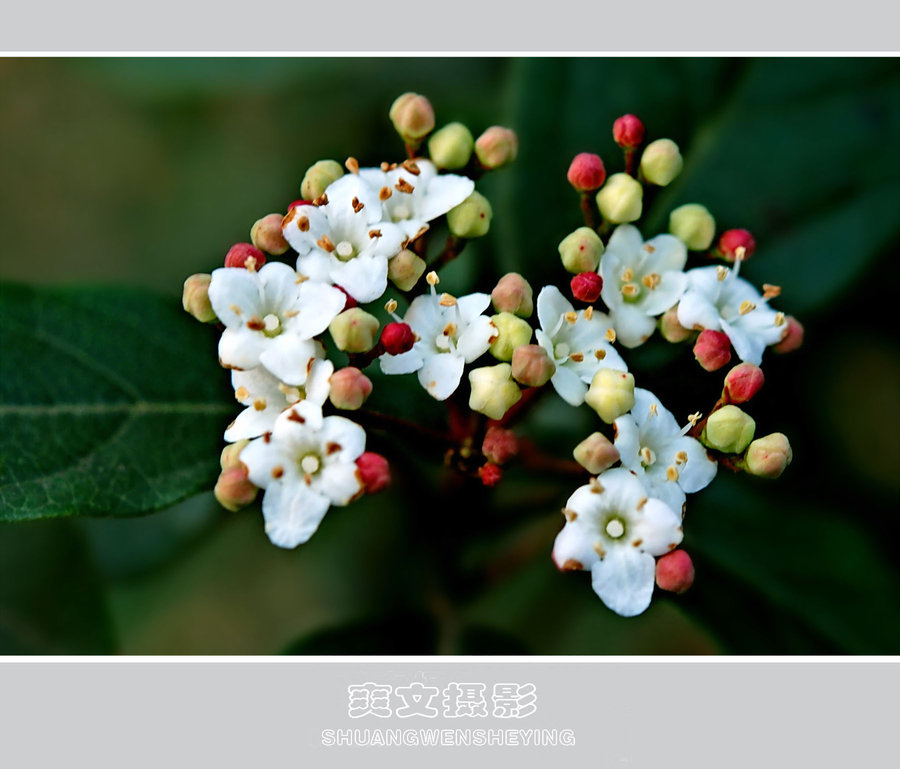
[
  {"x1": 558, "y1": 227, "x2": 604, "y2": 274},
  {"x1": 489, "y1": 312, "x2": 533, "y2": 362},
  {"x1": 250, "y1": 213, "x2": 290, "y2": 255},
  {"x1": 584, "y1": 368, "x2": 636, "y2": 423},
  {"x1": 703, "y1": 405, "x2": 756, "y2": 454},
  {"x1": 468, "y1": 363, "x2": 523, "y2": 421},
  {"x1": 447, "y1": 191, "x2": 492, "y2": 238},
  {"x1": 640, "y1": 139, "x2": 683, "y2": 186},
  {"x1": 428, "y1": 122, "x2": 474, "y2": 170},
  {"x1": 573, "y1": 432, "x2": 620, "y2": 474},
  {"x1": 474, "y1": 126, "x2": 518, "y2": 170},
  {"x1": 510, "y1": 344, "x2": 555, "y2": 387},
  {"x1": 387, "y1": 248, "x2": 427, "y2": 291},
  {"x1": 220, "y1": 440, "x2": 250, "y2": 471},
  {"x1": 491, "y1": 272, "x2": 533, "y2": 317},
  {"x1": 669, "y1": 204, "x2": 716, "y2": 251},
  {"x1": 745, "y1": 432, "x2": 793, "y2": 478},
  {"x1": 300, "y1": 160, "x2": 344, "y2": 201},
  {"x1": 182, "y1": 273, "x2": 217, "y2": 323},
  {"x1": 389, "y1": 92, "x2": 435, "y2": 143},
  {"x1": 328, "y1": 308, "x2": 380, "y2": 353},
  {"x1": 595, "y1": 173, "x2": 643, "y2": 224}
]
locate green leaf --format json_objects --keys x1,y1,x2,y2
[
  {"x1": 0, "y1": 282, "x2": 234, "y2": 521},
  {"x1": 0, "y1": 520, "x2": 114, "y2": 653}
]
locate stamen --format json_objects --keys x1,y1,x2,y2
[
  {"x1": 716, "y1": 266, "x2": 729, "y2": 282},
  {"x1": 594, "y1": 349, "x2": 606, "y2": 360},
  {"x1": 368, "y1": 229, "x2": 382, "y2": 239},
  {"x1": 648, "y1": 403, "x2": 658, "y2": 417},
  {"x1": 763, "y1": 283, "x2": 782, "y2": 299},
  {"x1": 632, "y1": 538, "x2": 643, "y2": 547},
  {"x1": 636, "y1": 497, "x2": 648, "y2": 511},
  {"x1": 317, "y1": 235, "x2": 335, "y2": 252},
  {"x1": 621, "y1": 267, "x2": 634, "y2": 282},
  {"x1": 253, "y1": 398, "x2": 267, "y2": 411},
  {"x1": 589, "y1": 477, "x2": 605, "y2": 493},
  {"x1": 426, "y1": 271, "x2": 439, "y2": 286},
  {"x1": 384, "y1": 299, "x2": 398, "y2": 314},
  {"x1": 235, "y1": 386, "x2": 250, "y2": 401},
  {"x1": 401, "y1": 159, "x2": 421, "y2": 175},
  {"x1": 642, "y1": 273, "x2": 661, "y2": 290},
  {"x1": 640, "y1": 447, "x2": 655, "y2": 465},
  {"x1": 295, "y1": 274, "x2": 309, "y2": 284},
  {"x1": 605, "y1": 328, "x2": 617, "y2": 343},
  {"x1": 379, "y1": 186, "x2": 392, "y2": 201},
  {"x1": 593, "y1": 542, "x2": 606, "y2": 558},
  {"x1": 666, "y1": 465, "x2": 680, "y2": 481},
  {"x1": 443, "y1": 322, "x2": 457, "y2": 337},
  {"x1": 229, "y1": 304, "x2": 242, "y2": 316},
  {"x1": 643, "y1": 243, "x2": 656, "y2": 254},
  {"x1": 621, "y1": 282, "x2": 639, "y2": 297},
  {"x1": 297, "y1": 215, "x2": 310, "y2": 232},
  {"x1": 562, "y1": 508, "x2": 578, "y2": 522},
  {"x1": 569, "y1": 352, "x2": 584, "y2": 363},
  {"x1": 774, "y1": 312, "x2": 785, "y2": 327},
  {"x1": 271, "y1": 465, "x2": 284, "y2": 479},
  {"x1": 351, "y1": 197, "x2": 364, "y2": 214},
  {"x1": 244, "y1": 256, "x2": 258, "y2": 272},
  {"x1": 335, "y1": 241, "x2": 354, "y2": 259},
  {"x1": 440, "y1": 293, "x2": 457, "y2": 307},
  {"x1": 584, "y1": 306, "x2": 594, "y2": 320},
  {"x1": 345, "y1": 157, "x2": 359, "y2": 174},
  {"x1": 313, "y1": 193, "x2": 328, "y2": 207},
  {"x1": 606, "y1": 519, "x2": 625, "y2": 538},
  {"x1": 675, "y1": 450, "x2": 688, "y2": 465},
  {"x1": 564, "y1": 311, "x2": 577, "y2": 324},
  {"x1": 246, "y1": 316, "x2": 265, "y2": 331},
  {"x1": 739, "y1": 300, "x2": 756, "y2": 315},
  {"x1": 283, "y1": 309, "x2": 298, "y2": 318},
  {"x1": 380, "y1": 161, "x2": 390, "y2": 172},
  {"x1": 395, "y1": 178, "x2": 415, "y2": 194}
]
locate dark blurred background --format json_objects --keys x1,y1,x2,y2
[{"x1": 1, "y1": 58, "x2": 898, "y2": 654}]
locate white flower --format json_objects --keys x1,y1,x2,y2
[
  {"x1": 282, "y1": 174, "x2": 406, "y2": 303},
  {"x1": 240, "y1": 401, "x2": 365, "y2": 549},
  {"x1": 358, "y1": 159, "x2": 474, "y2": 241},
  {"x1": 209, "y1": 262, "x2": 346, "y2": 384},
  {"x1": 599, "y1": 224, "x2": 689, "y2": 348},
  {"x1": 552, "y1": 468, "x2": 683, "y2": 617},
  {"x1": 676, "y1": 264, "x2": 785, "y2": 365},
  {"x1": 613, "y1": 388, "x2": 717, "y2": 513},
  {"x1": 380, "y1": 285, "x2": 496, "y2": 401},
  {"x1": 224, "y1": 356, "x2": 334, "y2": 442},
  {"x1": 534, "y1": 285, "x2": 627, "y2": 406}
]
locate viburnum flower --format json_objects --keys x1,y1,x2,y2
[
  {"x1": 534, "y1": 285, "x2": 627, "y2": 406},
  {"x1": 282, "y1": 174, "x2": 406, "y2": 303},
  {"x1": 358, "y1": 159, "x2": 474, "y2": 241},
  {"x1": 224, "y1": 356, "x2": 334, "y2": 442},
  {"x1": 240, "y1": 401, "x2": 365, "y2": 549},
  {"x1": 613, "y1": 388, "x2": 717, "y2": 512},
  {"x1": 599, "y1": 225, "x2": 689, "y2": 348},
  {"x1": 380, "y1": 277, "x2": 497, "y2": 401},
  {"x1": 208, "y1": 262, "x2": 346, "y2": 384},
  {"x1": 552, "y1": 468, "x2": 683, "y2": 616},
  {"x1": 676, "y1": 263, "x2": 786, "y2": 365}
]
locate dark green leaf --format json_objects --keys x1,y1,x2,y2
[{"x1": 0, "y1": 282, "x2": 233, "y2": 521}]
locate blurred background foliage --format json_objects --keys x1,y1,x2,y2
[{"x1": 1, "y1": 57, "x2": 898, "y2": 654}]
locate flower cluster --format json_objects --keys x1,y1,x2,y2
[{"x1": 183, "y1": 96, "x2": 800, "y2": 618}]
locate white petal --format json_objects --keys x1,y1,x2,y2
[
  {"x1": 550, "y1": 365, "x2": 588, "y2": 406},
  {"x1": 590, "y1": 548, "x2": 657, "y2": 617},
  {"x1": 611, "y1": 303, "x2": 657, "y2": 348},
  {"x1": 638, "y1": 271, "x2": 688, "y2": 317},
  {"x1": 676, "y1": 289, "x2": 722, "y2": 332},
  {"x1": 605, "y1": 224, "x2": 644, "y2": 256},
  {"x1": 632, "y1": 388, "x2": 681, "y2": 440},
  {"x1": 262, "y1": 482, "x2": 331, "y2": 549},
  {"x1": 289, "y1": 281, "x2": 347, "y2": 339},
  {"x1": 319, "y1": 415, "x2": 367, "y2": 464},
  {"x1": 318, "y1": 461, "x2": 363, "y2": 506},
  {"x1": 672, "y1": 436, "x2": 717, "y2": 494},
  {"x1": 240, "y1": 437, "x2": 288, "y2": 489},
  {"x1": 272, "y1": 400, "x2": 324, "y2": 445},
  {"x1": 537, "y1": 285, "x2": 573, "y2": 334},
  {"x1": 552, "y1": 522, "x2": 599, "y2": 571},
  {"x1": 380, "y1": 347, "x2": 425, "y2": 375},
  {"x1": 404, "y1": 294, "x2": 442, "y2": 334},
  {"x1": 259, "y1": 334, "x2": 318, "y2": 386},
  {"x1": 418, "y1": 352, "x2": 465, "y2": 400},
  {"x1": 456, "y1": 292, "x2": 492, "y2": 324},
  {"x1": 417, "y1": 174, "x2": 475, "y2": 221},
  {"x1": 224, "y1": 405, "x2": 280, "y2": 443},
  {"x1": 644, "y1": 233, "x2": 688, "y2": 272},
  {"x1": 258, "y1": 262, "x2": 301, "y2": 310},
  {"x1": 295, "y1": 249, "x2": 333, "y2": 283},
  {"x1": 304, "y1": 358, "x2": 334, "y2": 407},
  {"x1": 284, "y1": 206, "x2": 329, "y2": 255},
  {"x1": 631, "y1": 497, "x2": 683, "y2": 556},
  {"x1": 329, "y1": 254, "x2": 388, "y2": 303},
  {"x1": 218, "y1": 327, "x2": 266, "y2": 371},
  {"x1": 613, "y1": 414, "x2": 642, "y2": 473},
  {"x1": 639, "y1": 475, "x2": 686, "y2": 520},
  {"x1": 456, "y1": 315, "x2": 496, "y2": 363},
  {"x1": 366, "y1": 221, "x2": 406, "y2": 260},
  {"x1": 208, "y1": 267, "x2": 264, "y2": 328}
]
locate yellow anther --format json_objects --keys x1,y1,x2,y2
[
  {"x1": 589, "y1": 477, "x2": 605, "y2": 494},
  {"x1": 594, "y1": 349, "x2": 606, "y2": 360},
  {"x1": 675, "y1": 450, "x2": 688, "y2": 465},
  {"x1": 739, "y1": 300, "x2": 756, "y2": 315},
  {"x1": 605, "y1": 328, "x2": 617, "y2": 343},
  {"x1": 564, "y1": 311, "x2": 577, "y2": 324},
  {"x1": 384, "y1": 299, "x2": 398, "y2": 314},
  {"x1": 775, "y1": 312, "x2": 785, "y2": 326},
  {"x1": 439, "y1": 293, "x2": 457, "y2": 307},
  {"x1": 666, "y1": 465, "x2": 680, "y2": 481},
  {"x1": 426, "y1": 271, "x2": 439, "y2": 286},
  {"x1": 584, "y1": 306, "x2": 594, "y2": 320},
  {"x1": 621, "y1": 267, "x2": 634, "y2": 282},
  {"x1": 569, "y1": 352, "x2": 584, "y2": 363},
  {"x1": 621, "y1": 283, "x2": 639, "y2": 297},
  {"x1": 716, "y1": 266, "x2": 729, "y2": 282}
]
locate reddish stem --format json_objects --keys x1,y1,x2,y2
[{"x1": 579, "y1": 192, "x2": 596, "y2": 229}]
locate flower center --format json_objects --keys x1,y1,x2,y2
[
  {"x1": 335, "y1": 240, "x2": 356, "y2": 261},
  {"x1": 392, "y1": 203, "x2": 412, "y2": 220},
  {"x1": 640, "y1": 446, "x2": 656, "y2": 467},
  {"x1": 299, "y1": 453, "x2": 321, "y2": 474},
  {"x1": 263, "y1": 313, "x2": 282, "y2": 337},
  {"x1": 605, "y1": 517, "x2": 626, "y2": 539}
]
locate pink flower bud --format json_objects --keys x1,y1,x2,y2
[
  {"x1": 491, "y1": 272, "x2": 534, "y2": 317},
  {"x1": 693, "y1": 329, "x2": 732, "y2": 372},
  {"x1": 774, "y1": 316, "x2": 804, "y2": 354},
  {"x1": 478, "y1": 462, "x2": 503, "y2": 487},
  {"x1": 328, "y1": 367, "x2": 372, "y2": 411},
  {"x1": 250, "y1": 213, "x2": 290, "y2": 256},
  {"x1": 573, "y1": 431, "x2": 619, "y2": 475},
  {"x1": 474, "y1": 126, "x2": 518, "y2": 170},
  {"x1": 182, "y1": 273, "x2": 216, "y2": 323},
  {"x1": 482, "y1": 424, "x2": 518, "y2": 465},
  {"x1": 717, "y1": 228, "x2": 756, "y2": 262},
  {"x1": 655, "y1": 550, "x2": 695, "y2": 594},
  {"x1": 357, "y1": 452, "x2": 391, "y2": 494},
  {"x1": 510, "y1": 344, "x2": 555, "y2": 388},
  {"x1": 723, "y1": 362, "x2": 765, "y2": 404},
  {"x1": 224, "y1": 243, "x2": 266, "y2": 270},
  {"x1": 659, "y1": 305, "x2": 691, "y2": 343},
  {"x1": 389, "y1": 92, "x2": 435, "y2": 143},
  {"x1": 612, "y1": 114, "x2": 645, "y2": 149},
  {"x1": 214, "y1": 465, "x2": 258, "y2": 512},
  {"x1": 380, "y1": 322, "x2": 416, "y2": 356},
  {"x1": 566, "y1": 152, "x2": 606, "y2": 193},
  {"x1": 570, "y1": 271, "x2": 603, "y2": 303}
]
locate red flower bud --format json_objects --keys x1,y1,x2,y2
[
  {"x1": 717, "y1": 229, "x2": 756, "y2": 262},
  {"x1": 612, "y1": 114, "x2": 645, "y2": 149},
  {"x1": 693, "y1": 329, "x2": 732, "y2": 372},
  {"x1": 357, "y1": 452, "x2": 391, "y2": 495},
  {"x1": 478, "y1": 462, "x2": 503, "y2": 487},
  {"x1": 723, "y1": 362, "x2": 765, "y2": 404},
  {"x1": 482, "y1": 424, "x2": 518, "y2": 465},
  {"x1": 380, "y1": 322, "x2": 416, "y2": 356},
  {"x1": 287, "y1": 199, "x2": 312, "y2": 212},
  {"x1": 224, "y1": 243, "x2": 266, "y2": 270},
  {"x1": 570, "y1": 271, "x2": 603, "y2": 303},
  {"x1": 655, "y1": 550, "x2": 695, "y2": 594},
  {"x1": 774, "y1": 316, "x2": 804, "y2": 354},
  {"x1": 566, "y1": 152, "x2": 606, "y2": 193}
]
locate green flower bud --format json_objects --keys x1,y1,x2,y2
[
  {"x1": 428, "y1": 122, "x2": 474, "y2": 170},
  {"x1": 447, "y1": 191, "x2": 492, "y2": 238},
  {"x1": 510, "y1": 344, "x2": 555, "y2": 387},
  {"x1": 328, "y1": 308, "x2": 380, "y2": 353},
  {"x1": 640, "y1": 138, "x2": 683, "y2": 186},
  {"x1": 182, "y1": 273, "x2": 217, "y2": 323},
  {"x1": 573, "y1": 432, "x2": 620, "y2": 475},
  {"x1": 659, "y1": 304, "x2": 691, "y2": 343},
  {"x1": 595, "y1": 173, "x2": 643, "y2": 224},
  {"x1": 744, "y1": 432, "x2": 793, "y2": 479},
  {"x1": 703, "y1": 404, "x2": 756, "y2": 454},
  {"x1": 491, "y1": 272, "x2": 533, "y2": 317},
  {"x1": 669, "y1": 203, "x2": 716, "y2": 251},
  {"x1": 387, "y1": 248, "x2": 427, "y2": 291},
  {"x1": 301, "y1": 159, "x2": 344, "y2": 201},
  {"x1": 250, "y1": 213, "x2": 290, "y2": 256},
  {"x1": 489, "y1": 312, "x2": 533, "y2": 361},
  {"x1": 220, "y1": 440, "x2": 250, "y2": 471},
  {"x1": 584, "y1": 368, "x2": 635, "y2": 423},
  {"x1": 468, "y1": 363, "x2": 522, "y2": 420},
  {"x1": 558, "y1": 227, "x2": 604, "y2": 274},
  {"x1": 389, "y1": 92, "x2": 435, "y2": 144},
  {"x1": 474, "y1": 126, "x2": 518, "y2": 170}
]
